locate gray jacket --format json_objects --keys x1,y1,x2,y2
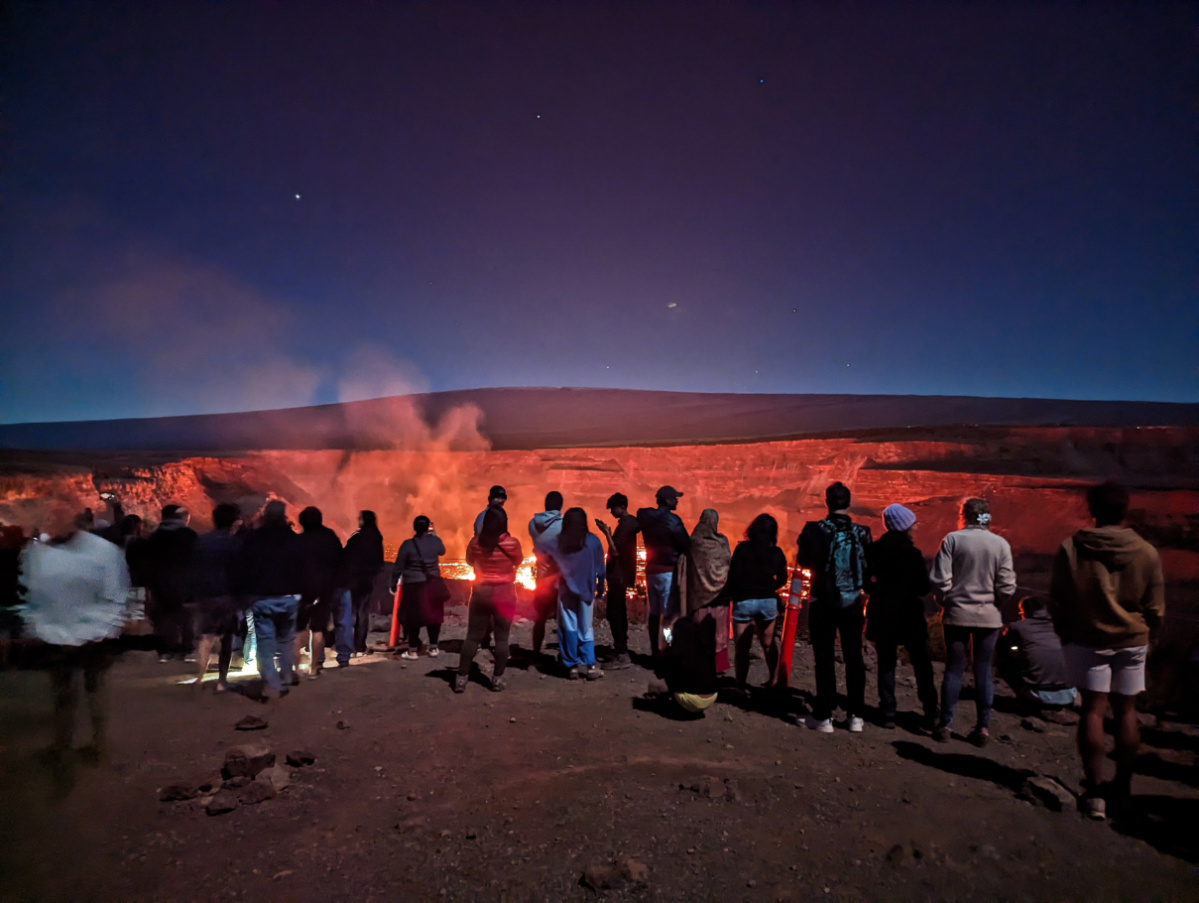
[{"x1": 930, "y1": 526, "x2": 1016, "y2": 629}]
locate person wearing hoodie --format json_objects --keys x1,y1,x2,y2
[
  {"x1": 865, "y1": 504, "x2": 938, "y2": 731},
  {"x1": 636, "y1": 486, "x2": 690, "y2": 660},
  {"x1": 146, "y1": 504, "x2": 198, "y2": 662},
  {"x1": 549, "y1": 507, "x2": 606, "y2": 680},
  {"x1": 293, "y1": 506, "x2": 346, "y2": 679},
  {"x1": 391, "y1": 515, "x2": 447, "y2": 659},
  {"x1": 528, "y1": 492, "x2": 564, "y2": 658},
  {"x1": 457, "y1": 507, "x2": 523, "y2": 693},
  {"x1": 344, "y1": 510, "x2": 385, "y2": 661},
  {"x1": 1049, "y1": 481, "x2": 1165, "y2": 820},
  {"x1": 930, "y1": 498, "x2": 1016, "y2": 747}
]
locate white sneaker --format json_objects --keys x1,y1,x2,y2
[
  {"x1": 847, "y1": 716, "x2": 864, "y2": 733},
  {"x1": 805, "y1": 716, "x2": 834, "y2": 733}
]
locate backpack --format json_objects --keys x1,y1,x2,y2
[{"x1": 818, "y1": 518, "x2": 866, "y2": 607}]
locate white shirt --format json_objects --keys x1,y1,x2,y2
[{"x1": 19, "y1": 530, "x2": 130, "y2": 646}]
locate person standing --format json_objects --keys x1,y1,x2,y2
[
  {"x1": 797, "y1": 482, "x2": 872, "y2": 733},
  {"x1": 636, "y1": 486, "x2": 690, "y2": 661},
  {"x1": 234, "y1": 501, "x2": 303, "y2": 700},
  {"x1": 725, "y1": 514, "x2": 788, "y2": 693},
  {"x1": 930, "y1": 498, "x2": 1016, "y2": 747},
  {"x1": 293, "y1": 507, "x2": 345, "y2": 679},
  {"x1": 457, "y1": 508, "x2": 523, "y2": 693},
  {"x1": 550, "y1": 507, "x2": 606, "y2": 680},
  {"x1": 392, "y1": 516, "x2": 447, "y2": 659},
  {"x1": 473, "y1": 485, "x2": 508, "y2": 536},
  {"x1": 676, "y1": 509, "x2": 731, "y2": 617},
  {"x1": 528, "y1": 492, "x2": 564, "y2": 658},
  {"x1": 1048, "y1": 481, "x2": 1165, "y2": 820},
  {"x1": 595, "y1": 493, "x2": 639, "y2": 669},
  {"x1": 146, "y1": 504, "x2": 198, "y2": 662},
  {"x1": 190, "y1": 503, "x2": 243, "y2": 692},
  {"x1": 865, "y1": 504, "x2": 938, "y2": 730},
  {"x1": 343, "y1": 510, "x2": 384, "y2": 664}
]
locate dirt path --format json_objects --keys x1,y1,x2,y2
[{"x1": 2, "y1": 614, "x2": 1196, "y2": 902}]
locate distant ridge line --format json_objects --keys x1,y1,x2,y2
[{"x1": 0, "y1": 388, "x2": 1195, "y2": 452}]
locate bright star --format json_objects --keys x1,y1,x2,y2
[{"x1": 294, "y1": 194, "x2": 301, "y2": 200}]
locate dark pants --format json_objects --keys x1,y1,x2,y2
[
  {"x1": 407, "y1": 621, "x2": 442, "y2": 650},
  {"x1": 151, "y1": 600, "x2": 193, "y2": 658},
  {"x1": 352, "y1": 586, "x2": 374, "y2": 653},
  {"x1": 606, "y1": 580, "x2": 629, "y2": 655},
  {"x1": 810, "y1": 601, "x2": 866, "y2": 721},
  {"x1": 531, "y1": 576, "x2": 558, "y2": 655},
  {"x1": 875, "y1": 637, "x2": 938, "y2": 722},
  {"x1": 458, "y1": 585, "x2": 514, "y2": 678},
  {"x1": 49, "y1": 642, "x2": 114, "y2": 752},
  {"x1": 940, "y1": 625, "x2": 1000, "y2": 731}
]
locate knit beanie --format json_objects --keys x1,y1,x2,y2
[{"x1": 883, "y1": 504, "x2": 917, "y2": 532}]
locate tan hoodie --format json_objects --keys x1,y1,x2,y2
[{"x1": 1049, "y1": 526, "x2": 1165, "y2": 649}]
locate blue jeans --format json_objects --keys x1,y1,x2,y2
[
  {"x1": 940, "y1": 625, "x2": 1000, "y2": 731},
  {"x1": 646, "y1": 572, "x2": 676, "y2": 618},
  {"x1": 334, "y1": 589, "x2": 354, "y2": 665},
  {"x1": 250, "y1": 595, "x2": 299, "y2": 696},
  {"x1": 557, "y1": 589, "x2": 596, "y2": 668}
]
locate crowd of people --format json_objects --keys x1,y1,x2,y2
[{"x1": 3, "y1": 477, "x2": 1166, "y2": 821}]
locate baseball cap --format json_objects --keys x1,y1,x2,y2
[{"x1": 655, "y1": 485, "x2": 683, "y2": 501}]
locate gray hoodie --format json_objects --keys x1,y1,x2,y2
[
  {"x1": 930, "y1": 526, "x2": 1016, "y2": 629},
  {"x1": 528, "y1": 510, "x2": 563, "y2": 580}
]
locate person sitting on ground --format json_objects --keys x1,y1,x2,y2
[
  {"x1": 233, "y1": 501, "x2": 303, "y2": 701},
  {"x1": 997, "y1": 595, "x2": 1077, "y2": 714},
  {"x1": 473, "y1": 485, "x2": 507, "y2": 536},
  {"x1": 392, "y1": 516, "x2": 447, "y2": 660},
  {"x1": 653, "y1": 612, "x2": 719, "y2": 716},
  {"x1": 725, "y1": 513, "x2": 788, "y2": 694},
  {"x1": 457, "y1": 508, "x2": 523, "y2": 693},
  {"x1": 636, "y1": 486, "x2": 690, "y2": 661},
  {"x1": 930, "y1": 497, "x2": 1016, "y2": 747},
  {"x1": 595, "y1": 493, "x2": 639, "y2": 668},
  {"x1": 1048, "y1": 481, "x2": 1165, "y2": 821},
  {"x1": 528, "y1": 491, "x2": 564, "y2": 659},
  {"x1": 344, "y1": 510, "x2": 384, "y2": 662},
  {"x1": 797, "y1": 482, "x2": 872, "y2": 734},
  {"x1": 189, "y1": 503, "x2": 244, "y2": 692},
  {"x1": 865, "y1": 503, "x2": 938, "y2": 731},
  {"x1": 549, "y1": 507, "x2": 606, "y2": 681},
  {"x1": 294, "y1": 506, "x2": 346, "y2": 679}
]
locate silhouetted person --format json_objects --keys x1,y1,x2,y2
[
  {"x1": 344, "y1": 510, "x2": 385, "y2": 662},
  {"x1": 392, "y1": 515, "x2": 446, "y2": 658},
  {"x1": 234, "y1": 501, "x2": 302, "y2": 700},
  {"x1": 549, "y1": 507, "x2": 606, "y2": 680},
  {"x1": 865, "y1": 504, "x2": 938, "y2": 731},
  {"x1": 595, "y1": 493, "x2": 639, "y2": 668},
  {"x1": 458, "y1": 508, "x2": 522, "y2": 693},
  {"x1": 528, "y1": 491, "x2": 564, "y2": 658},
  {"x1": 636, "y1": 486, "x2": 690, "y2": 660},
  {"x1": 655, "y1": 612, "x2": 719, "y2": 716},
  {"x1": 473, "y1": 485, "x2": 508, "y2": 536},
  {"x1": 146, "y1": 504, "x2": 197, "y2": 662},
  {"x1": 190, "y1": 503, "x2": 243, "y2": 692},
  {"x1": 930, "y1": 497, "x2": 1016, "y2": 747},
  {"x1": 1049, "y1": 481, "x2": 1164, "y2": 820},
  {"x1": 998, "y1": 596, "x2": 1077, "y2": 713},
  {"x1": 294, "y1": 506, "x2": 346, "y2": 678},
  {"x1": 798, "y1": 482, "x2": 872, "y2": 733},
  {"x1": 726, "y1": 513, "x2": 787, "y2": 693}
]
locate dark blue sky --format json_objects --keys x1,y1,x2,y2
[{"x1": 1, "y1": 1, "x2": 1194, "y2": 423}]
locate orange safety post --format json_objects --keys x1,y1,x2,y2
[
  {"x1": 774, "y1": 568, "x2": 809, "y2": 688},
  {"x1": 388, "y1": 583, "x2": 403, "y2": 649}
]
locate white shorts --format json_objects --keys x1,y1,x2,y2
[{"x1": 1063, "y1": 644, "x2": 1147, "y2": 696}]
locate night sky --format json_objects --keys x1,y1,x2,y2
[{"x1": 2, "y1": 2, "x2": 1194, "y2": 424}]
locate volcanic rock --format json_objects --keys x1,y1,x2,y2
[
  {"x1": 1021, "y1": 776, "x2": 1076, "y2": 812},
  {"x1": 264, "y1": 764, "x2": 292, "y2": 792},
  {"x1": 285, "y1": 749, "x2": 316, "y2": 767},
  {"x1": 223, "y1": 744, "x2": 275, "y2": 778},
  {"x1": 234, "y1": 715, "x2": 268, "y2": 731},
  {"x1": 158, "y1": 784, "x2": 198, "y2": 802},
  {"x1": 205, "y1": 790, "x2": 239, "y2": 816},
  {"x1": 238, "y1": 780, "x2": 277, "y2": 805}
]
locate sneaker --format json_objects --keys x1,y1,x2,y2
[
  {"x1": 567, "y1": 666, "x2": 580, "y2": 681},
  {"x1": 603, "y1": 652, "x2": 632, "y2": 670},
  {"x1": 492, "y1": 675, "x2": 507, "y2": 692},
  {"x1": 308, "y1": 669, "x2": 321, "y2": 681},
  {"x1": 288, "y1": 674, "x2": 301, "y2": 687},
  {"x1": 453, "y1": 674, "x2": 468, "y2": 694},
  {"x1": 400, "y1": 650, "x2": 419, "y2": 660},
  {"x1": 968, "y1": 727, "x2": 990, "y2": 748},
  {"x1": 1081, "y1": 795, "x2": 1106, "y2": 821},
  {"x1": 880, "y1": 716, "x2": 896, "y2": 730},
  {"x1": 847, "y1": 715, "x2": 865, "y2": 733},
  {"x1": 932, "y1": 726, "x2": 952, "y2": 743},
  {"x1": 428, "y1": 647, "x2": 440, "y2": 658},
  {"x1": 158, "y1": 654, "x2": 172, "y2": 664},
  {"x1": 805, "y1": 716, "x2": 835, "y2": 733},
  {"x1": 585, "y1": 665, "x2": 605, "y2": 681},
  {"x1": 336, "y1": 660, "x2": 349, "y2": 669}
]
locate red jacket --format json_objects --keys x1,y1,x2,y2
[{"x1": 467, "y1": 533, "x2": 523, "y2": 584}]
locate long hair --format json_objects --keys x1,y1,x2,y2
[
  {"x1": 746, "y1": 513, "x2": 778, "y2": 547},
  {"x1": 478, "y1": 506, "x2": 508, "y2": 553},
  {"x1": 558, "y1": 507, "x2": 590, "y2": 555}
]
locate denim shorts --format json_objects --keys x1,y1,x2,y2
[{"x1": 732, "y1": 597, "x2": 778, "y2": 623}]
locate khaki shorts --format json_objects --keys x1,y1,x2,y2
[{"x1": 1063, "y1": 644, "x2": 1147, "y2": 696}]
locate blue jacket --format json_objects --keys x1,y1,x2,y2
[
  {"x1": 550, "y1": 533, "x2": 606, "y2": 600},
  {"x1": 636, "y1": 506, "x2": 690, "y2": 574}
]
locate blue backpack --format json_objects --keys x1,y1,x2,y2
[{"x1": 818, "y1": 518, "x2": 866, "y2": 607}]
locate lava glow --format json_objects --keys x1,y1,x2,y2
[{"x1": 439, "y1": 557, "x2": 538, "y2": 591}]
